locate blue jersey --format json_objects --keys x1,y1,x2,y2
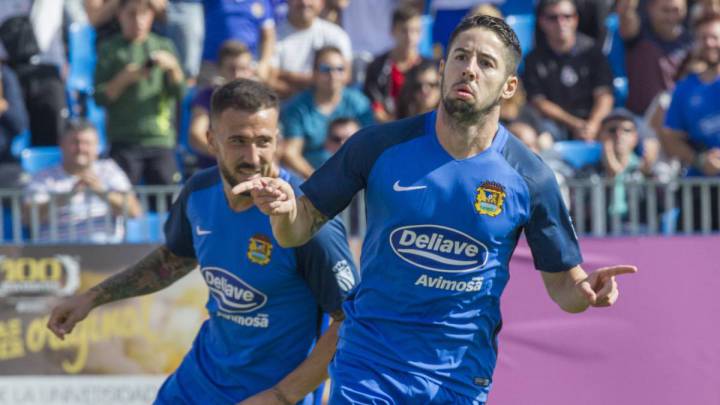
[
  {"x1": 301, "y1": 112, "x2": 582, "y2": 401},
  {"x1": 664, "y1": 73, "x2": 720, "y2": 176},
  {"x1": 160, "y1": 167, "x2": 357, "y2": 404}
]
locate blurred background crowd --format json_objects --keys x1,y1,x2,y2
[{"x1": 1, "y1": 0, "x2": 719, "y2": 243}]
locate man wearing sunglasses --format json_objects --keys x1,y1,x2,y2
[
  {"x1": 523, "y1": 0, "x2": 614, "y2": 144},
  {"x1": 281, "y1": 46, "x2": 374, "y2": 178}
]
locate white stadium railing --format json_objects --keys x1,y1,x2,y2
[{"x1": 0, "y1": 177, "x2": 718, "y2": 245}]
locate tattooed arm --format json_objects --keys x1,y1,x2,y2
[
  {"x1": 238, "y1": 310, "x2": 345, "y2": 405},
  {"x1": 47, "y1": 246, "x2": 197, "y2": 339}
]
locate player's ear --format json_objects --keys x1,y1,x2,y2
[
  {"x1": 206, "y1": 127, "x2": 217, "y2": 155},
  {"x1": 501, "y1": 74, "x2": 518, "y2": 100}
]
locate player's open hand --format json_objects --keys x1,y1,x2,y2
[
  {"x1": 47, "y1": 291, "x2": 97, "y2": 340},
  {"x1": 232, "y1": 177, "x2": 296, "y2": 216},
  {"x1": 577, "y1": 265, "x2": 637, "y2": 307}
]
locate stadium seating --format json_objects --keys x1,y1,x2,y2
[
  {"x1": 603, "y1": 13, "x2": 629, "y2": 106},
  {"x1": 505, "y1": 14, "x2": 536, "y2": 57},
  {"x1": 20, "y1": 146, "x2": 62, "y2": 174},
  {"x1": 419, "y1": 14, "x2": 435, "y2": 59},
  {"x1": 500, "y1": 0, "x2": 535, "y2": 15},
  {"x1": 67, "y1": 22, "x2": 97, "y2": 93},
  {"x1": 552, "y1": 140, "x2": 602, "y2": 169},
  {"x1": 10, "y1": 129, "x2": 30, "y2": 158}
]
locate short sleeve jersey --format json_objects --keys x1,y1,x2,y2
[
  {"x1": 163, "y1": 167, "x2": 357, "y2": 403},
  {"x1": 301, "y1": 112, "x2": 582, "y2": 401},
  {"x1": 664, "y1": 73, "x2": 720, "y2": 177}
]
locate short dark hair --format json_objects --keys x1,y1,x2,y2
[
  {"x1": 210, "y1": 79, "x2": 279, "y2": 120},
  {"x1": 312, "y1": 46, "x2": 344, "y2": 71},
  {"x1": 217, "y1": 40, "x2": 251, "y2": 66},
  {"x1": 392, "y1": 5, "x2": 421, "y2": 28},
  {"x1": 62, "y1": 118, "x2": 97, "y2": 138},
  {"x1": 600, "y1": 108, "x2": 637, "y2": 128},
  {"x1": 446, "y1": 15, "x2": 522, "y2": 74}
]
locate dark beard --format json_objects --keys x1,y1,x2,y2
[
  {"x1": 219, "y1": 162, "x2": 260, "y2": 196},
  {"x1": 441, "y1": 77, "x2": 503, "y2": 126},
  {"x1": 219, "y1": 164, "x2": 241, "y2": 188}
]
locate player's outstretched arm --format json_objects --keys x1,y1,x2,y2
[
  {"x1": 541, "y1": 265, "x2": 638, "y2": 313},
  {"x1": 233, "y1": 178, "x2": 329, "y2": 247},
  {"x1": 47, "y1": 246, "x2": 197, "y2": 340},
  {"x1": 238, "y1": 311, "x2": 345, "y2": 405}
]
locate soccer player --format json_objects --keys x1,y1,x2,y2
[
  {"x1": 236, "y1": 15, "x2": 637, "y2": 405},
  {"x1": 47, "y1": 79, "x2": 357, "y2": 405}
]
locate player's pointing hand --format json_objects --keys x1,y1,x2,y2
[
  {"x1": 577, "y1": 265, "x2": 638, "y2": 307},
  {"x1": 233, "y1": 177, "x2": 297, "y2": 216}
]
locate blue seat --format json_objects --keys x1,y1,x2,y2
[
  {"x1": 603, "y1": 13, "x2": 628, "y2": 106},
  {"x1": 553, "y1": 140, "x2": 602, "y2": 169},
  {"x1": 505, "y1": 14, "x2": 535, "y2": 73},
  {"x1": 10, "y1": 129, "x2": 30, "y2": 158},
  {"x1": 125, "y1": 212, "x2": 168, "y2": 243},
  {"x1": 419, "y1": 14, "x2": 435, "y2": 58},
  {"x1": 500, "y1": 0, "x2": 534, "y2": 15},
  {"x1": 85, "y1": 95, "x2": 107, "y2": 155},
  {"x1": 505, "y1": 14, "x2": 535, "y2": 57},
  {"x1": 67, "y1": 23, "x2": 97, "y2": 93},
  {"x1": 20, "y1": 146, "x2": 62, "y2": 174}
]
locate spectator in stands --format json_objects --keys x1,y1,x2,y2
[
  {"x1": 270, "y1": 0, "x2": 352, "y2": 99},
  {"x1": 23, "y1": 119, "x2": 141, "y2": 243},
  {"x1": 573, "y1": 0, "x2": 614, "y2": 43},
  {"x1": 161, "y1": 0, "x2": 204, "y2": 83},
  {"x1": 661, "y1": 13, "x2": 720, "y2": 230},
  {"x1": 618, "y1": 0, "x2": 692, "y2": 116},
  {"x1": 84, "y1": 0, "x2": 166, "y2": 46},
  {"x1": 201, "y1": 0, "x2": 275, "y2": 82},
  {"x1": 523, "y1": 0, "x2": 614, "y2": 143},
  {"x1": 691, "y1": 0, "x2": 720, "y2": 22},
  {"x1": 364, "y1": 5, "x2": 431, "y2": 123},
  {"x1": 0, "y1": 1, "x2": 68, "y2": 147},
  {"x1": 189, "y1": 40, "x2": 256, "y2": 169},
  {"x1": 320, "y1": 0, "x2": 348, "y2": 24},
  {"x1": 281, "y1": 46, "x2": 373, "y2": 177},
  {"x1": 0, "y1": 62, "x2": 28, "y2": 164},
  {"x1": 0, "y1": 62, "x2": 28, "y2": 187},
  {"x1": 94, "y1": 0, "x2": 185, "y2": 186},
  {"x1": 396, "y1": 59, "x2": 441, "y2": 119},
  {"x1": 321, "y1": 116, "x2": 359, "y2": 162},
  {"x1": 600, "y1": 109, "x2": 655, "y2": 178}
]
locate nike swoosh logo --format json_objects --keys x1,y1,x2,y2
[
  {"x1": 196, "y1": 226, "x2": 212, "y2": 236},
  {"x1": 393, "y1": 181, "x2": 427, "y2": 192}
]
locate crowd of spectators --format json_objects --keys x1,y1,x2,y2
[{"x1": 0, "y1": 0, "x2": 719, "y2": 240}]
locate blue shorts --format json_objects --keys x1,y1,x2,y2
[
  {"x1": 153, "y1": 354, "x2": 236, "y2": 405},
  {"x1": 154, "y1": 351, "x2": 324, "y2": 405},
  {"x1": 329, "y1": 352, "x2": 485, "y2": 405}
]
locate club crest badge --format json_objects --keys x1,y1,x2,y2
[
  {"x1": 474, "y1": 181, "x2": 506, "y2": 217},
  {"x1": 248, "y1": 234, "x2": 273, "y2": 265}
]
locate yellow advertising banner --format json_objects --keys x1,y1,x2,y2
[{"x1": 0, "y1": 244, "x2": 208, "y2": 377}]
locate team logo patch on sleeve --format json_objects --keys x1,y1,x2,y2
[
  {"x1": 332, "y1": 260, "x2": 356, "y2": 292},
  {"x1": 248, "y1": 234, "x2": 273, "y2": 265},
  {"x1": 474, "y1": 181, "x2": 506, "y2": 217}
]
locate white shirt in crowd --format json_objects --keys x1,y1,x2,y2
[
  {"x1": 273, "y1": 17, "x2": 352, "y2": 73},
  {"x1": 24, "y1": 159, "x2": 134, "y2": 243}
]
